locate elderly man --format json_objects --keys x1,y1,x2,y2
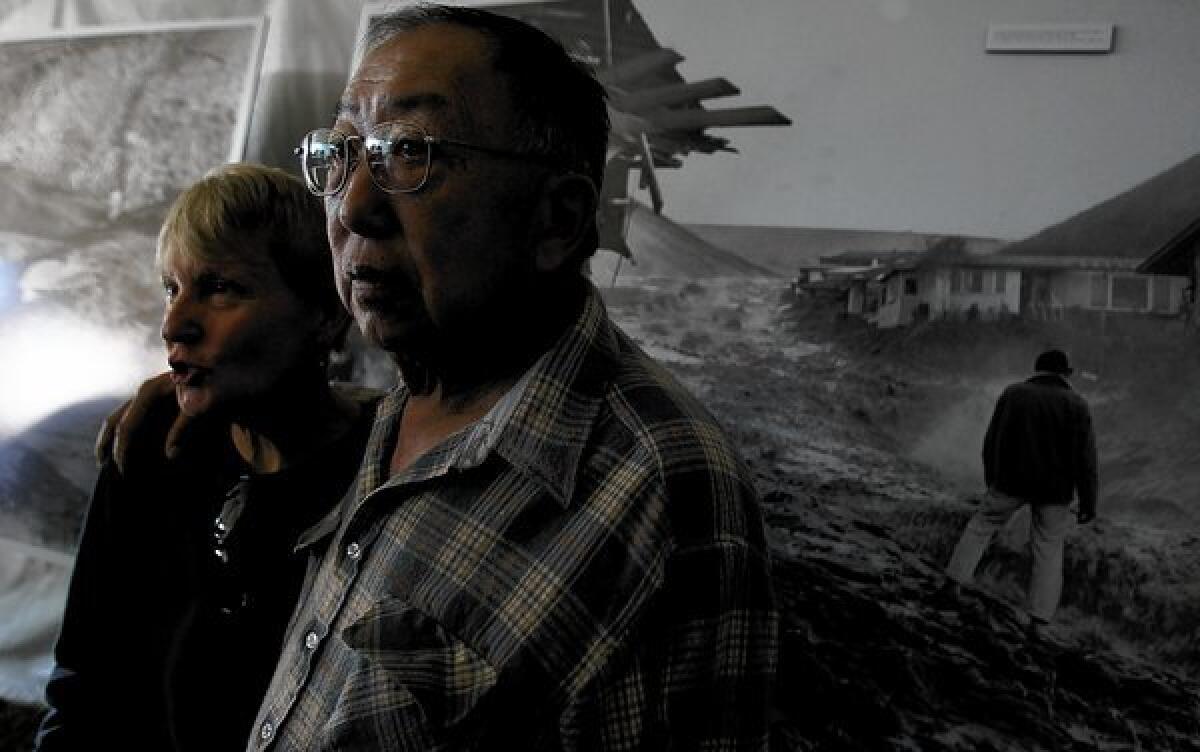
[{"x1": 246, "y1": 6, "x2": 776, "y2": 750}]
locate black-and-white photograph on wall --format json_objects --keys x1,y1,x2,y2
[
  {"x1": 2, "y1": 0, "x2": 1200, "y2": 747},
  {"x1": 0, "y1": 16, "x2": 265, "y2": 703}
]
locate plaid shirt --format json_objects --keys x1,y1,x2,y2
[{"x1": 249, "y1": 285, "x2": 777, "y2": 751}]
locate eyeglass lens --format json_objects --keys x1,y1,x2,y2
[{"x1": 301, "y1": 123, "x2": 432, "y2": 195}]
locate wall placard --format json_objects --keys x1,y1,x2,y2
[{"x1": 986, "y1": 23, "x2": 1115, "y2": 54}]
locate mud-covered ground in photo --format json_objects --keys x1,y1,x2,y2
[{"x1": 601, "y1": 274, "x2": 1200, "y2": 749}]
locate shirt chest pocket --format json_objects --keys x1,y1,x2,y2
[{"x1": 320, "y1": 598, "x2": 498, "y2": 751}]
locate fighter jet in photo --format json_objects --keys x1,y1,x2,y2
[{"x1": 484, "y1": 0, "x2": 792, "y2": 262}]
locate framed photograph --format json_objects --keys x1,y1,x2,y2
[{"x1": 0, "y1": 17, "x2": 267, "y2": 557}]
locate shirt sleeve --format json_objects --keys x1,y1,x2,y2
[
  {"x1": 34, "y1": 462, "x2": 122, "y2": 751},
  {"x1": 567, "y1": 504, "x2": 778, "y2": 750},
  {"x1": 656, "y1": 538, "x2": 778, "y2": 750}
]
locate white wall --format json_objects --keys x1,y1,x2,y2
[
  {"x1": 1058, "y1": 270, "x2": 1189, "y2": 313},
  {"x1": 929, "y1": 269, "x2": 1020, "y2": 317},
  {"x1": 875, "y1": 273, "x2": 919, "y2": 328},
  {"x1": 642, "y1": 0, "x2": 1200, "y2": 240},
  {"x1": 876, "y1": 267, "x2": 1021, "y2": 326}
]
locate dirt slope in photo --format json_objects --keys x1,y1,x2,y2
[{"x1": 600, "y1": 273, "x2": 1200, "y2": 750}]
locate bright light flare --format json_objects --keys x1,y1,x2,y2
[{"x1": 0, "y1": 310, "x2": 161, "y2": 438}]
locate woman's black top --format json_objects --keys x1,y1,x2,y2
[{"x1": 35, "y1": 397, "x2": 377, "y2": 751}]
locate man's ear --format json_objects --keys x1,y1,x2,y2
[{"x1": 530, "y1": 173, "x2": 599, "y2": 274}]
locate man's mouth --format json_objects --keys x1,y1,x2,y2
[
  {"x1": 346, "y1": 265, "x2": 419, "y2": 313},
  {"x1": 168, "y1": 360, "x2": 208, "y2": 387},
  {"x1": 345, "y1": 264, "x2": 391, "y2": 284}
]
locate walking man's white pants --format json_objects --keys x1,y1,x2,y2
[{"x1": 946, "y1": 489, "x2": 1073, "y2": 622}]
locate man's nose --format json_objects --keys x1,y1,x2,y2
[
  {"x1": 160, "y1": 299, "x2": 203, "y2": 345},
  {"x1": 335, "y1": 159, "x2": 401, "y2": 239}
]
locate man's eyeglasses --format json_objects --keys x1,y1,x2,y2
[{"x1": 294, "y1": 121, "x2": 556, "y2": 197}]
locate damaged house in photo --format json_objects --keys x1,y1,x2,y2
[{"x1": 2, "y1": 0, "x2": 1200, "y2": 750}]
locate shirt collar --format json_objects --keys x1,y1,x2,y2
[
  {"x1": 294, "y1": 483, "x2": 354, "y2": 551},
  {"x1": 446, "y1": 352, "x2": 544, "y2": 471},
  {"x1": 352, "y1": 282, "x2": 618, "y2": 510},
  {"x1": 492, "y1": 283, "x2": 617, "y2": 506}
]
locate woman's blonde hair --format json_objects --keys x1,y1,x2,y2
[{"x1": 156, "y1": 163, "x2": 343, "y2": 322}]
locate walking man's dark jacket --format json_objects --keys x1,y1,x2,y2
[{"x1": 983, "y1": 372, "x2": 1098, "y2": 514}]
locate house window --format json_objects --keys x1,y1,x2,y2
[
  {"x1": 994, "y1": 271, "x2": 1006, "y2": 293},
  {"x1": 1111, "y1": 275, "x2": 1148, "y2": 310},
  {"x1": 1089, "y1": 273, "x2": 1108, "y2": 308},
  {"x1": 904, "y1": 277, "x2": 918, "y2": 296},
  {"x1": 1152, "y1": 276, "x2": 1173, "y2": 313},
  {"x1": 967, "y1": 270, "x2": 984, "y2": 293}
]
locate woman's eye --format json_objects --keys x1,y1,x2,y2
[{"x1": 199, "y1": 273, "x2": 244, "y2": 298}]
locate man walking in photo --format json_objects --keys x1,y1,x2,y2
[{"x1": 946, "y1": 348, "x2": 1099, "y2": 624}]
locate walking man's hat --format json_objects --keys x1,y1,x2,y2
[{"x1": 1035, "y1": 349, "x2": 1073, "y2": 376}]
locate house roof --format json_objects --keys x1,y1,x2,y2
[
  {"x1": 818, "y1": 250, "x2": 925, "y2": 267},
  {"x1": 1000, "y1": 151, "x2": 1200, "y2": 263},
  {"x1": 1138, "y1": 217, "x2": 1200, "y2": 275},
  {"x1": 933, "y1": 254, "x2": 1142, "y2": 271},
  {"x1": 876, "y1": 264, "x2": 916, "y2": 282},
  {"x1": 878, "y1": 250, "x2": 1143, "y2": 277},
  {"x1": 817, "y1": 247, "x2": 1145, "y2": 284},
  {"x1": 683, "y1": 225, "x2": 1003, "y2": 275}
]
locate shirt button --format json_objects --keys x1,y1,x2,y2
[
  {"x1": 259, "y1": 720, "x2": 274, "y2": 742},
  {"x1": 345, "y1": 542, "x2": 361, "y2": 560},
  {"x1": 305, "y1": 631, "x2": 319, "y2": 650}
]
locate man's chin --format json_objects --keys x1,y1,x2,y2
[
  {"x1": 358, "y1": 314, "x2": 432, "y2": 357},
  {"x1": 175, "y1": 387, "x2": 212, "y2": 419}
]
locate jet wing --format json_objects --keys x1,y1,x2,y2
[{"x1": 485, "y1": 0, "x2": 790, "y2": 165}]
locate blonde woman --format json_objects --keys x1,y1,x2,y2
[{"x1": 36, "y1": 165, "x2": 377, "y2": 751}]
